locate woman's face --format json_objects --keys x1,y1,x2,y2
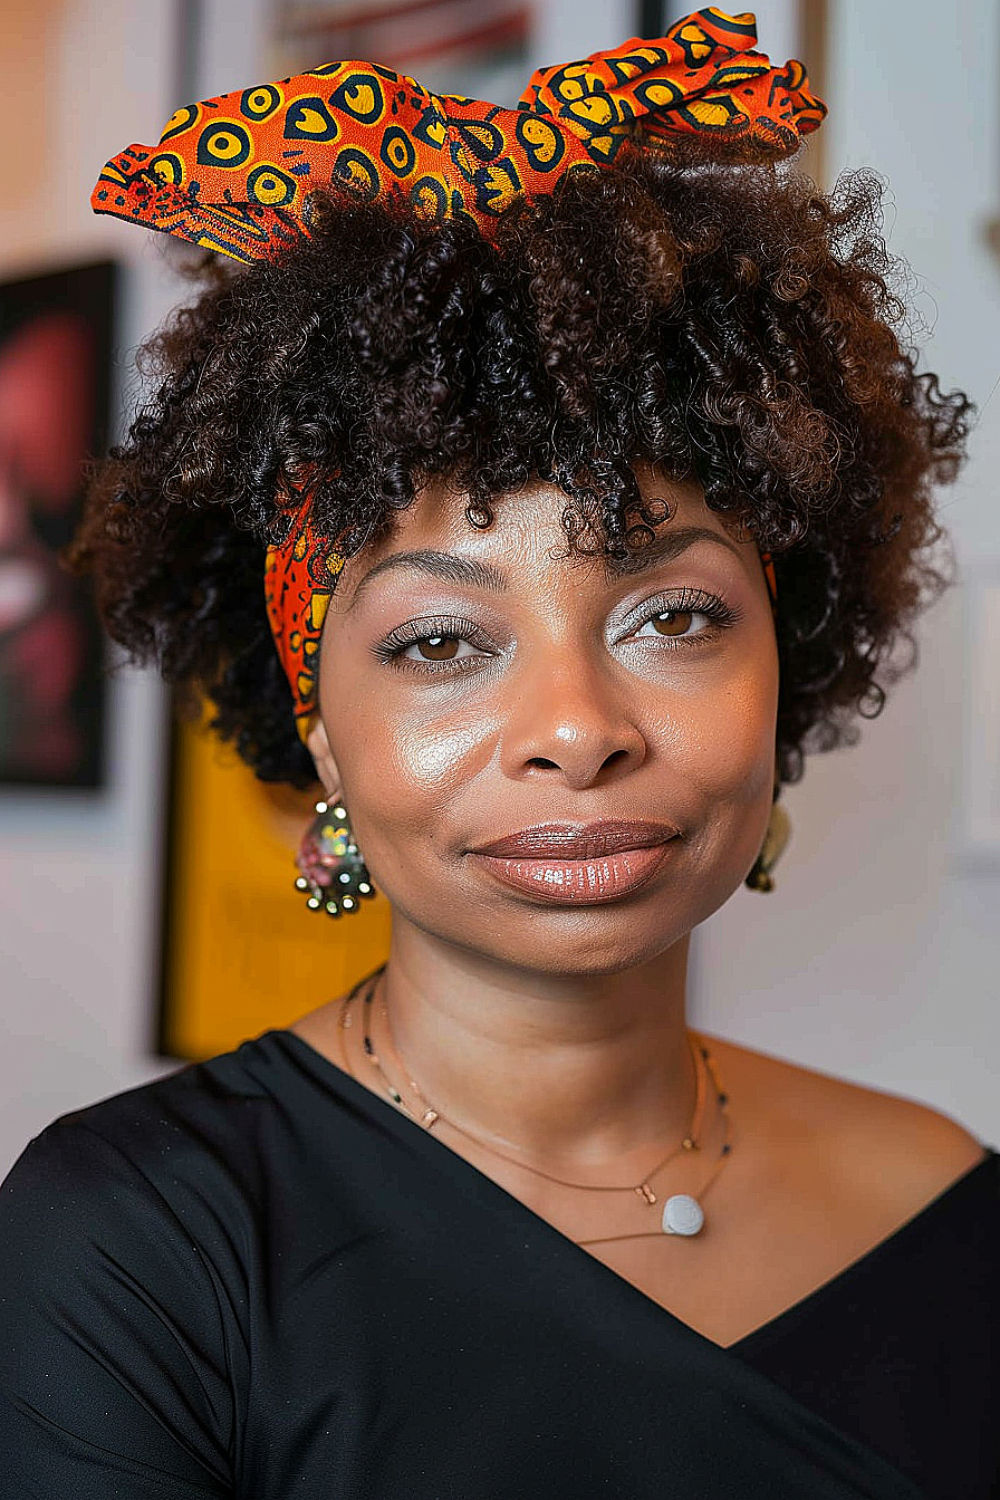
[{"x1": 308, "y1": 466, "x2": 779, "y2": 976}]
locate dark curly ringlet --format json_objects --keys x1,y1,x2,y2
[{"x1": 71, "y1": 141, "x2": 974, "y2": 790}]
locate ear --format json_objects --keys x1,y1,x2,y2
[{"x1": 305, "y1": 714, "x2": 342, "y2": 797}]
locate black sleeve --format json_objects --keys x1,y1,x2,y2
[{"x1": 0, "y1": 1119, "x2": 235, "y2": 1496}]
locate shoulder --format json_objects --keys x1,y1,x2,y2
[
  {"x1": 11, "y1": 1033, "x2": 276, "y2": 1157},
  {"x1": 0, "y1": 1059, "x2": 264, "y2": 1490},
  {"x1": 0, "y1": 1044, "x2": 278, "y2": 1408},
  {"x1": 1, "y1": 1036, "x2": 285, "y2": 1264},
  {"x1": 0, "y1": 1027, "x2": 371, "y2": 1277},
  {"x1": 700, "y1": 1030, "x2": 991, "y2": 1223}
]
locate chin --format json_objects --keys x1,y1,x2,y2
[{"x1": 393, "y1": 862, "x2": 751, "y2": 978}]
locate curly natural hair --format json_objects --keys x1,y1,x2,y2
[{"x1": 71, "y1": 142, "x2": 974, "y2": 789}]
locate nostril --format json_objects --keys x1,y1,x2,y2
[{"x1": 527, "y1": 757, "x2": 559, "y2": 769}]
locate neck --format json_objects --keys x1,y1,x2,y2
[{"x1": 375, "y1": 921, "x2": 695, "y2": 1173}]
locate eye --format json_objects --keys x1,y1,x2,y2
[
  {"x1": 630, "y1": 591, "x2": 736, "y2": 644},
  {"x1": 372, "y1": 616, "x2": 494, "y2": 672},
  {"x1": 374, "y1": 593, "x2": 737, "y2": 675},
  {"x1": 635, "y1": 608, "x2": 701, "y2": 639},
  {"x1": 401, "y1": 633, "x2": 479, "y2": 663}
]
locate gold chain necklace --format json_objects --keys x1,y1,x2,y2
[{"x1": 338, "y1": 970, "x2": 733, "y2": 1242}]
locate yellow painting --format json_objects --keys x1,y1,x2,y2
[{"x1": 160, "y1": 707, "x2": 391, "y2": 1060}]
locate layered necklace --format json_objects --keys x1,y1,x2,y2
[{"x1": 337, "y1": 969, "x2": 733, "y2": 1244}]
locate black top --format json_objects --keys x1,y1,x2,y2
[{"x1": 1, "y1": 1029, "x2": 997, "y2": 1500}]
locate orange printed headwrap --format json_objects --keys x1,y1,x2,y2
[{"x1": 93, "y1": 6, "x2": 821, "y2": 739}]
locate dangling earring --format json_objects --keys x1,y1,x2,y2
[
  {"x1": 745, "y1": 788, "x2": 791, "y2": 893},
  {"x1": 294, "y1": 797, "x2": 377, "y2": 916}
]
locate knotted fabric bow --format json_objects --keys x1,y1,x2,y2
[{"x1": 93, "y1": 6, "x2": 818, "y2": 739}]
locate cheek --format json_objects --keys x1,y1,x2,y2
[
  {"x1": 645, "y1": 643, "x2": 778, "y2": 909},
  {"x1": 333, "y1": 693, "x2": 498, "y2": 848},
  {"x1": 699, "y1": 678, "x2": 775, "y2": 791},
  {"x1": 384, "y1": 719, "x2": 489, "y2": 812},
  {"x1": 651, "y1": 643, "x2": 778, "y2": 796},
  {"x1": 672, "y1": 655, "x2": 779, "y2": 888}
]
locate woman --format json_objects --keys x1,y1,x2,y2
[{"x1": 1, "y1": 9, "x2": 996, "y2": 1497}]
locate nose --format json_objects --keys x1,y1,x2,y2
[{"x1": 500, "y1": 647, "x2": 648, "y2": 791}]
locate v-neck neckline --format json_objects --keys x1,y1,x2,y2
[{"x1": 265, "y1": 1025, "x2": 996, "y2": 1357}]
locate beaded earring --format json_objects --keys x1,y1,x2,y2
[
  {"x1": 294, "y1": 797, "x2": 377, "y2": 916},
  {"x1": 744, "y1": 791, "x2": 791, "y2": 893}
]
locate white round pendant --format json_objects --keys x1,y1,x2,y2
[{"x1": 661, "y1": 1193, "x2": 704, "y2": 1236}]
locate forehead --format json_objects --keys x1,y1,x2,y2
[{"x1": 340, "y1": 465, "x2": 732, "y2": 587}]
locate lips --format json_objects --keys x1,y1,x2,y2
[
  {"x1": 471, "y1": 820, "x2": 678, "y2": 860},
  {"x1": 469, "y1": 820, "x2": 679, "y2": 905}
]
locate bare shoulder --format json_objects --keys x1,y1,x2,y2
[{"x1": 700, "y1": 1029, "x2": 988, "y2": 1222}]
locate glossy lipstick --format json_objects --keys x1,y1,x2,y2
[{"x1": 469, "y1": 820, "x2": 679, "y2": 905}]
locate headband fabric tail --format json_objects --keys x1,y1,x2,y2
[{"x1": 91, "y1": 6, "x2": 825, "y2": 265}]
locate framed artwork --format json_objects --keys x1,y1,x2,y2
[
  {"x1": 158, "y1": 709, "x2": 392, "y2": 1060},
  {"x1": 0, "y1": 261, "x2": 116, "y2": 787}
]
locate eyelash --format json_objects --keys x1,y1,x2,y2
[{"x1": 372, "y1": 590, "x2": 739, "y2": 675}]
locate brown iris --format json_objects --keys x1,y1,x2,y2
[
  {"x1": 650, "y1": 610, "x2": 693, "y2": 636},
  {"x1": 417, "y1": 634, "x2": 459, "y2": 659}
]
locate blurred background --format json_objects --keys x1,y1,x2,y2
[{"x1": 1, "y1": 0, "x2": 998, "y2": 1176}]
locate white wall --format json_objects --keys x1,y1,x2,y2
[
  {"x1": 1, "y1": 0, "x2": 997, "y2": 1176},
  {"x1": 692, "y1": 0, "x2": 1000, "y2": 1143},
  {"x1": 532, "y1": 0, "x2": 632, "y2": 60}
]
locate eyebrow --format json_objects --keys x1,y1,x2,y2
[{"x1": 346, "y1": 526, "x2": 741, "y2": 609}]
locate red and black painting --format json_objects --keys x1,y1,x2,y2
[{"x1": 0, "y1": 261, "x2": 116, "y2": 787}]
